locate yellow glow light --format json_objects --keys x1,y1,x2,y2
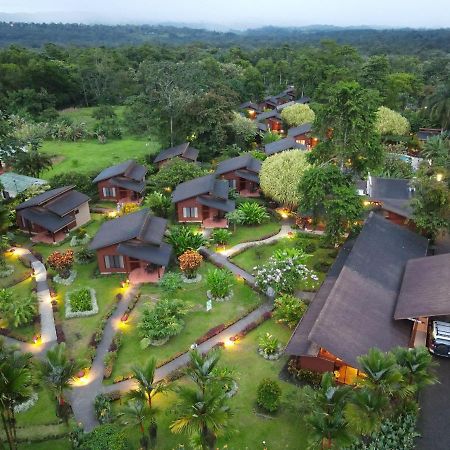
[
  {"x1": 436, "y1": 173, "x2": 444, "y2": 182},
  {"x1": 224, "y1": 337, "x2": 235, "y2": 348}
]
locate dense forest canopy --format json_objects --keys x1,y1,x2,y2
[{"x1": 0, "y1": 22, "x2": 449, "y2": 54}]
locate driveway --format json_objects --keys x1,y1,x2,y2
[{"x1": 417, "y1": 356, "x2": 450, "y2": 450}]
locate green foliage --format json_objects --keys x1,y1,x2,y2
[
  {"x1": 426, "y1": 82, "x2": 450, "y2": 128},
  {"x1": 158, "y1": 272, "x2": 183, "y2": 298},
  {"x1": 8, "y1": 144, "x2": 53, "y2": 178},
  {"x1": 0, "y1": 289, "x2": 37, "y2": 328},
  {"x1": 236, "y1": 202, "x2": 270, "y2": 225},
  {"x1": 210, "y1": 228, "x2": 232, "y2": 245},
  {"x1": 373, "y1": 154, "x2": 414, "y2": 179},
  {"x1": 260, "y1": 150, "x2": 311, "y2": 208},
  {"x1": 149, "y1": 158, "x2": 208, "y2": 192},
  {"x1": 256, "y1": 378, "x2": 282, "y2": 412},
  {"x1": 262, "y1": 130, "x2": 281, "y2": 145},
  {"x1": 78, "y1": 424, "x2": 128, "y2": 450},
  {"x1": 375, "y1": 106, "x2": 410, "y2": 135},
  {"x1": 143, "y1": 192, "x2": 172, "y2": 218},
  {"x1": 50, "y1": 171, "x2": 98, "y2": 197},
  {"x1": 287, "y1": 361, "x2": 322, "y2": 387},
  {"x1": 94, "y1": 394, "x2": 114, "y2": 424},
  {"x1": 92, "y1": 105, "x2": 116, "y2": 121},
  {"x1": 76, "y1": 246, "x2": 96, "y2": 264},
  {"x1": 206, "y1": 268, "x2": 235, "y2": 299},
  {"x1": 228, "y1": 111, "x2": 257, "y2": 149},
  {"x1": 280, "y1": 103, "x2": 315, "y2": 127},
  {"x1": 69, "y1": 288, "x2": 92, "y2": 312},
  {"x1": 273, "y1": 294, "x2": 307, "y2": 329},
  {"x1": 138, "y1": 298, "x2": 188, "y2": 345},
  {"x1": 258, "y1": 333, "x2": 280, "y2": 355},
  {"x1": 167, "y1": 225, "x2": 206, "y2": 256},
  {"x1": 421, "y1": 135, "x2": 450, "y2": 168}
]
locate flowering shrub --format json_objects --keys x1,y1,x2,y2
[
  {"x1": 274, "y1": 294, "x2": 308, "y2": 329},
  {"x1": 254, "y1": 249, "x2": 319, "y2": 295},
  {"x1": 178, "y1": 250, "x2": 203, "y2": 279},
  {"x1": 118, "y1": 202, "x2": 139, "y2": 216},
  {"x1": 47, "y1": 250, "x2": 74, "y2": 279}
]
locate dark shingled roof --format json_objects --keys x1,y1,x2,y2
[
  {"x1": 89, "y1": 209, "x2": 168, "y2": 250},
  {"x1": 171, "y1": 174, "x2": 215, "y2": 203},
  {"x1": 256, "y1": 110, "x2": 282, "y2": 122},
  {"x1": 197, "y1": 195, "x2": 235, "y2": 212},
  {"x1": 235, "y1": 170, "x2": 259, "y2": 183},
  {"x1": 117, "y1": 242, "x2": 172, "y2": 267},
  {"x1": 394, "y1": 254, "x2": 450, "y2": 320},
  {"x1": 287, "y1": 123, "x2": 313, "y2": 137},
  {"x1": 367, "y1": 176, "x2": 414, "y2": 218},
  {"x1": 239, "y1": 101, "x2": 261, "y2": 112},
  {"x1": 287, "y1": 214, "x2": 428, "y2": 369},
  {"x1": 45, "y1": 190, "x2": 90, "y2": 216},
  {"x1": 20, "y1": 208, "x2": 75, "y2": 233},
  {"x1": 15, "y1": 186, "x2": 74, "y2": 211},
  {"x1": 215, "y1": 155, "x2": 261, "y2": 176},
  {"x1": 109, "y1": 177, "x2": 146, "y2": 194},
  {"x1": 153, "y1": 142, "x2": 199, "y2": 164},
  {"x1": 92, "y1": 160, "x2": 147, "y2": 183},
  {"x1": 264, "y1": 137, "x2": 306, "y2": 155}
]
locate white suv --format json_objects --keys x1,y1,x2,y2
[{"x1": 429, "y1": 321, "x2": 450, "y2": 357}]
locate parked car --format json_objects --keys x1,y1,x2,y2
[{"x1": 429, "y1": 321, "x2": 450, "y2": 357}]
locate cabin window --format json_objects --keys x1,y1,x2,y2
[
  {"x1": 104, "y1": 255, "x2": 124, "y2": 269},
  {"x1": 228, "y1": 179, "x2": 237, "y2": 189},
  {"x1": 182, "y1": 207, "x2": 198, "y2": 218},
  {"x1": 102, "y1": 187, "x2": 116, "y2": 197}
]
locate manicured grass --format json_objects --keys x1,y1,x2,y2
[
  {"x1": 16, "y1": 388, "x2": 60, "y2": 426},
  {"x1": 117, "y1": 319, "x2": 309, "y2": 449},
  {"x1": 226, "y1": 219, "x2": 281, "y2": 247},
  {"x1": 40, "y1": 136, "x2": 160, "y2": 178},
  {"x1": 0, "y1": 252, "x2": 32, "y2": 288},
  {"x1": 231, "y1": 234, "x2": 337, "y2": 291},
  {"x1": 109, "y1": 263, "x2": 264, "y2": 382},
  {"x1": 19, "y1": 438, "x2": 70, "y2": 450},
  {"x1": 59, "y1": 105, "x2": 126, "y2": 127}
]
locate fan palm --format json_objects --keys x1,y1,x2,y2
[
  {"x1": 39, "y1": 343, "x2": 83, "y2": 411},
  {"x1": 128, "y1": 358, "x2": 168, "y2": 409},
  {"x1": 393, "y1": 346, "x2": 438, "y2": 394},
  {"x1": 421, "y1": 135, "x2": 450, "y2": 168},
  {"x1": 121, "y1": 399, "x2": 150, "y2": 436},
  {"x1": 427, "y1": 82, "x2": 450, "y2": 129},
  {"x1": 0, "y1": 339, "x2": 33, "y2": 450},
  {"x1": 170, "y1": 383, "x2": 233, "y2": 450}
]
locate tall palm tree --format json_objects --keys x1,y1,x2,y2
[
  {"x1": 122, "y1": 399, "x2": 150, "y2": 438},
  {"x1": 39, "y1": 343, "x2": 83, "y2": 413},
  {"x1": 344, "y1": 387, "x2": 387, "y2": 436},
  {"x1": 170, "y1": 383, "x2": 233, "y2": 450},
  {"x1": 303, "y1": 372, "x2": 354, "y2": 450},
  {"x1": 0, "y1": 339, "x2": 33, "y2": 450},
  {"x1": 427, "y1": 82, "x2": 450, "y2": 129},
  {"x1": 128, "y1": 358, "x2": 167, "y2": 409},
  {"x1": 393, "y1": 346, "x2": 438, "y2": 394}
]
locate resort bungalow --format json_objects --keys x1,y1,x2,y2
[
  {"x1": 264, "y1": 137, "x2": 306, "y2": 156},
  {"x1": 0, "y1": 172, "x2": 47, "y2": 199},
  {"x1": 89, "y1": 208, "x2": 172, "y2": 284},
  {"x1": 15, "y1": 186, "x2": 91, "y2": 243},
  {"x1": 416, "y1": 127, "x2": 443, "y2": 142},
  {"x1": 276, "y1": 96, "x2": 311, "y2": 112},
  {"x1": 153, "y1": 142, "x2": 199, "y2": 168},
  {"x1": 287, "y1": 123, "x2": 317, "y2": 149},
  {"x1": 215, "y1": 154, "x2": 262, "y2": 197},
  {"x1": 364, "y1": 175, "x2": 415, "y2": 226},
  {"x1": 172, "y1": 174, "x2": 235, "y2": 228},
  {"x1": 286, "y1": 213, "x2": 429, "y2": 385},
  {"x1": 93, "y1": 160, "x2": 147, "y2": 204},
  {"x1": 256, "y1": 110, "x2": 283, "y2": 133},
  {"x1": 239, "y1": 101, "x2": 261, "y2": 119},
  {"x1": 259, "y1": 96, "x2": 279, "y2": 110}
]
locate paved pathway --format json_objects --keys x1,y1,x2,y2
[{"x1": 69, "y1": 284, "x2": 139, "y2": 431}]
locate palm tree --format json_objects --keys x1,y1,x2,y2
[
  {"x1": 11, "y1": 143, "x2": 52, "y2": 179},
  {"x1": 0, "y1": 339, "x2": 34, "y2": 450},
  {"x1": 40, "y1": 343, "x2": 83, "y2": 413},
  {"x1": 393, "y1": 346, "x2": 438, "y2": 394},
  {"x1": 170, "y1": 383, "x2": 233, "y2": 450},
  {"x1": 344, "y1": 388, "x2": 387, "y2": 436},
  {"x1": 427, "y1": 82, "x2": 450, "y2": 129},
  {"x1": 122, "y1": 399, "x2": 150, "y2": 438},
  {"x1": 128, "y1": 358, "x2": 167, "y2": 409},
  {"x1": 303, "y1": 372, "x2": 354, "y2": 450},
  {"x1": 421, "y1": 135, "x2": 450, "y2": 169}
]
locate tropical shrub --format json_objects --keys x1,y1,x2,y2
[
  {"x1": 69, "y1": 288, "x2": 92, "y2": 312},
  {"x1": 258, "y1": 333, "x2": 281, "y2": 355},
  {"x1": 158, "y1": 272, "x2": 183, "y2": 298},
  {"x1": 287, "y1": 360, "x2": 322, "y2": 387},
  {"x1": 254, "y1": 249, "x2": 319, "y2": 294},
  {"x1": 77, "y1": 424, "x2": 128, "y2": 450},
  {"x1": 373, "y1": 154, "x2": 414, "y2": 179},
  {"x1": 47, "y1": 250, "x2": 74, "y2": 279},
  {"x1": 229, "y1": 111, "x2": 258, "y2": 148},
  {"x1": 144, "y1": 192, "x2": 172, "y2": 218},
  {"x1": 178, "y1": 250, "x2": 203, "y2": 279},
  {"x1": 95, "y1": 394, "x2": 113, "y2": 424},
  {"x1": 206, "y1": 268, "x2": 235, "y2": 299},
  {"x1": 262, "y1": 130, "x2": 281, "y2": 145},
  {"x1": 225, "y1": 209, "x2": 246, "y2": 230},
  {"x1": 236, "y1": 202, "x2": 270, "y2": 225},
  {"x1": 280, "y1": 103, "x2": 315, "y2": 127},
  {"x1": 375, "y1": 106, "x2": 410, "y2": 136},
  {"x1": 118, "y1": 203, "x2": 139, "y2": 217},
  {"x1": 76, "y1": 247, "x2": 95, "y2": 264},
  {"x1": 139, "y1": 298, "x2": 188, "y2": 346},
  {"x1": 274, "y1": 294, "x2": 308, "y2": 329},
  {"x1": 0, "y1": 236, "x2": 10, "y2": 270},
  {"x1": 167, "y1": 225, "x2": 206, "y2": 256},
  {"x1": 211, "y1": 228, "x2": 232, "y2": 246},
  {"x1": 76, "y1": 227, "x2": 87, "y2": 239},
  {"x1": 0, "y1": 289, "x2": 37, "y2": 327},
  {"x1": 256, "y1": 379, "x2": 282, "y2": 413},
  {"x1": 313, "y1": 260, "x2": 331, "y2": 272}
]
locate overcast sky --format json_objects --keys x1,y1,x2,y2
[{"x1": 1, "y1": 0, "x2": 449, "y2": 29}]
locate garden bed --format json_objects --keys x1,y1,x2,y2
[{"x1": 65, "y1": 287, "x2": 98, "y2": 318}]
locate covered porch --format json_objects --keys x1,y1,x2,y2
[
  {"x1": 128, "y1": 266, "x2": 165, "y2": 284},
  {"x1": 202, "y1": 217, "x2": 229, "y2": 229},
  {"x1": 31, "y1": 230, "x2": 67, "y2": 244}
]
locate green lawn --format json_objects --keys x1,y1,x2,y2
[
  {"x1": 226, "y1": 219, "x2": 281, "y2": 247},
  {"x1": 59, "y1": 105, "x2": 126, "y2": 127},
  {"x1": 231, "y1": 234, "x2": 337, "y2": 291},
  {"x1": 109, "y1": 263, "x2": 264, "y2": 382},
  {"x1": 0, "y1": 251, "x2": 32, "y2": 288},
  {"x1": 40, "y1": 136, "x2": 160, "y2": 178},
  {"x1": 19, "y1": 439, "x2": 70, "y2": 450},
  {"x1": 117, "y1": 319, "x2": 309, "y2": 449}
]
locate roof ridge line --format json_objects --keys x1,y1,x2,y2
[{"x1": 137, "y1": 211, "x2": 152, "y2": 242}]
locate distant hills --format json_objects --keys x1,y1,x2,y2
[{"x1": 0, "y1": 21, "x2": 449, "y2": 54}]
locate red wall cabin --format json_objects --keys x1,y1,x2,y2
[{"x1": 97, "y1": 179, "x2": 141, "y2": 202}]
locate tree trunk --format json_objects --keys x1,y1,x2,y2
[
  {"x1": 170, "y1": 116, "x2": 174, "y2": 148},
  {"x1": 1, "y1": 411, "x2": 14, "y2": 450}
]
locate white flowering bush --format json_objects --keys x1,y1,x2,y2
[
  {"x1": 254, "y1": 249, "x2": 319, "y2": 294},
  {"x1": 0, "y1": 265, "x2": 14, "y2": 278},
  {"x1": 65, "y1": 287, "x2": 98, "y2": 318},
  {"x1": 14, "y1": 392, "x2": 38, "y2": 414},
  {"x1": 54, "y1": 270, "x2": 77, "y2": 285},
  {"x1": 70, "y1": 234, "x2": 90, "y2": 247}
]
